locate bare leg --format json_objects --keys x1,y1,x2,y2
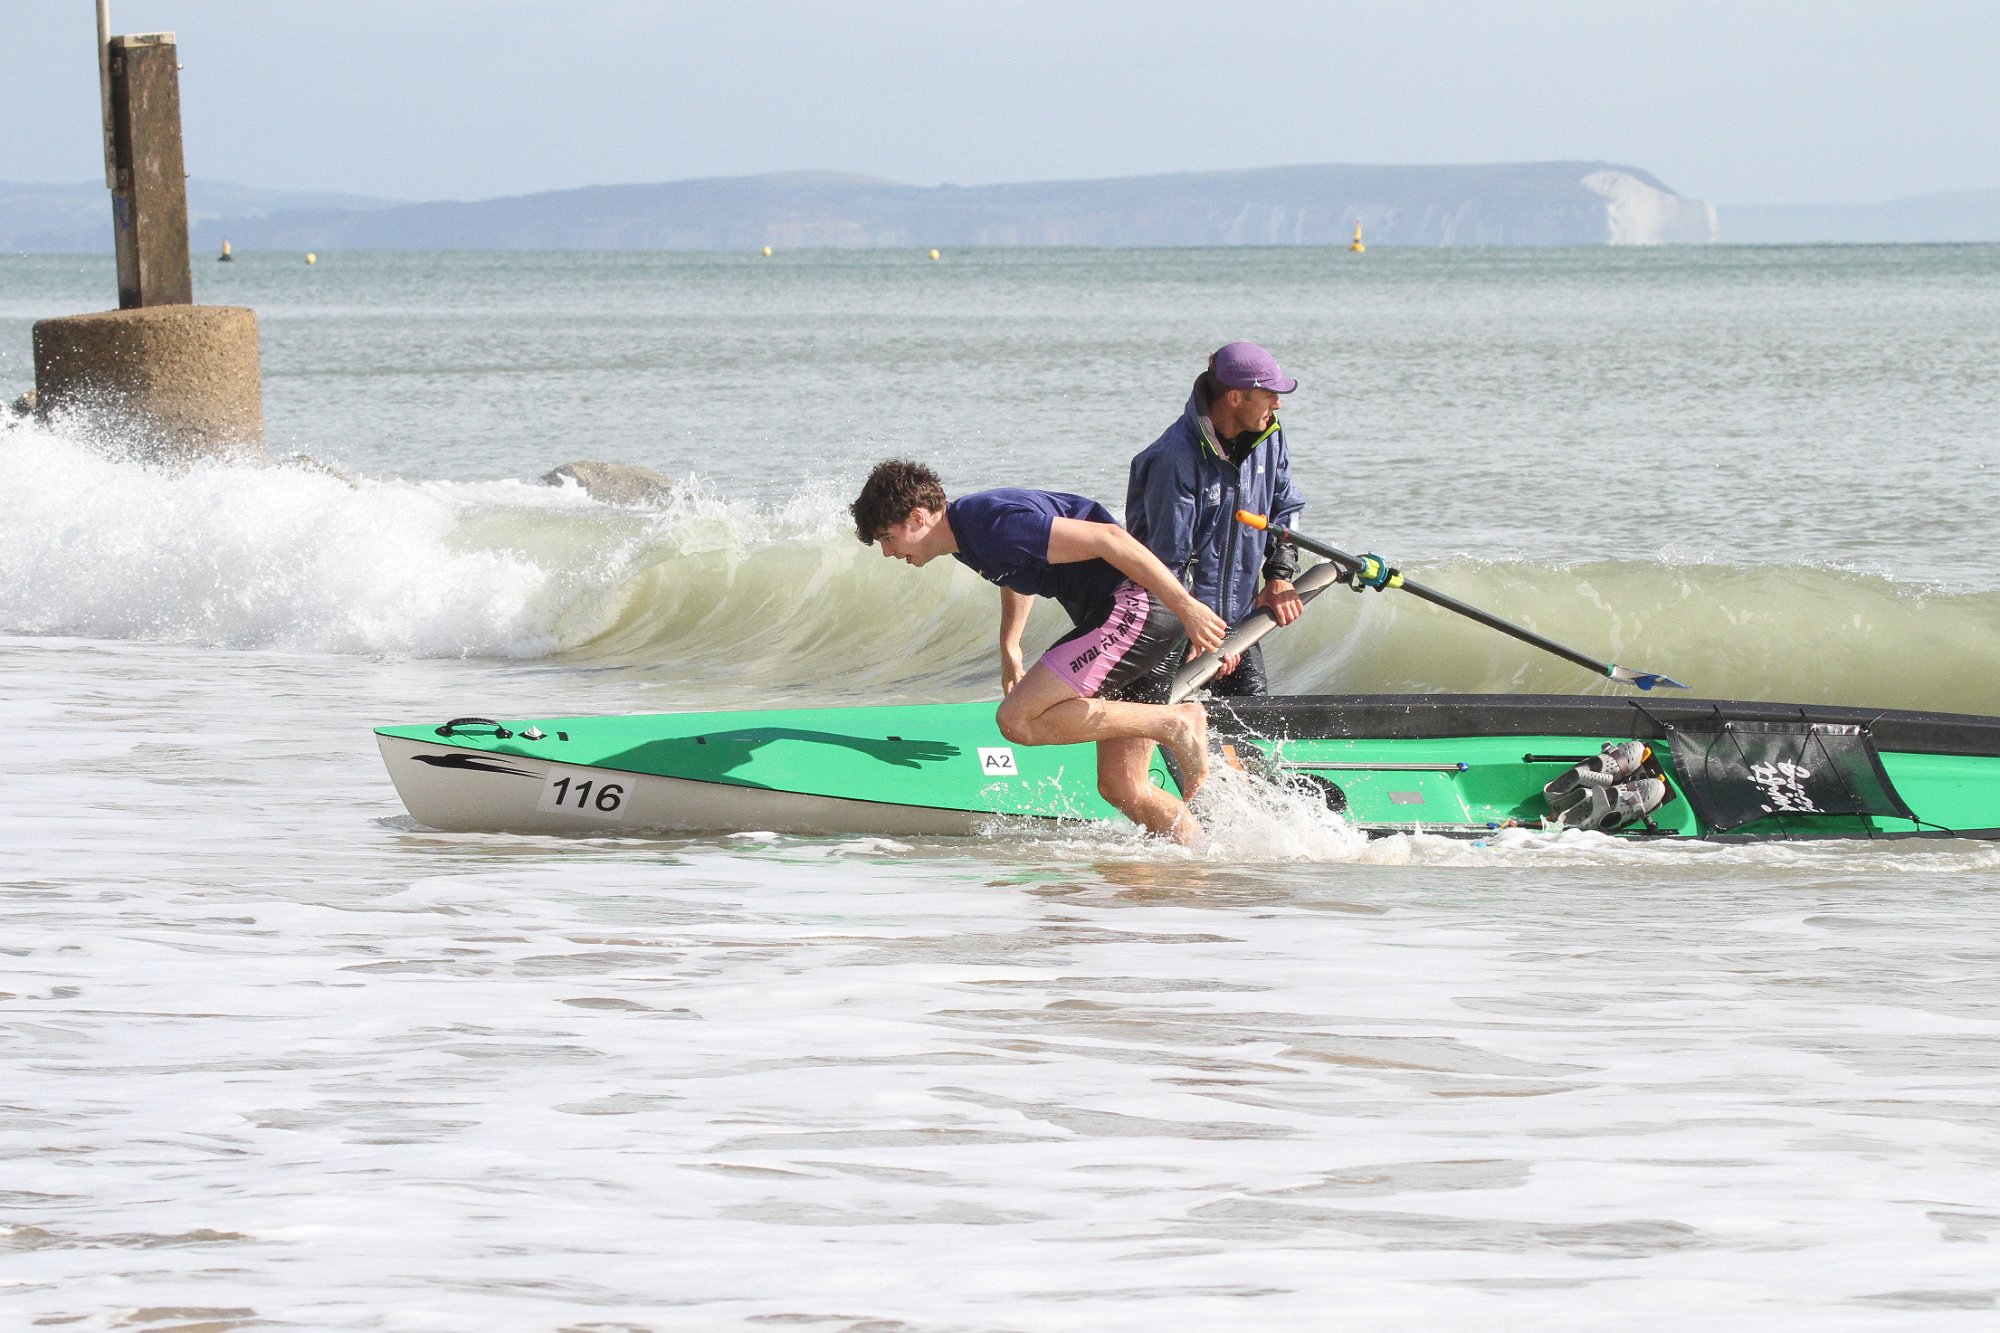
[
  {"x1": 1157, "y1": 711, "x2": 1209, "y2": 802},
  {"x1": 997, "y1": 665, "x2": 1210, "y2": 836},
  {"x1": 1095, "y1": 735, "x2": 1201, "y2": 844}
]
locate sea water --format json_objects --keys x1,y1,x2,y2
[{"x1": 4, "y1": 246, "x2": 2000, "y2": 1330}]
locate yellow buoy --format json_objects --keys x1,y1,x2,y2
[
  {"x1": 305, "y1": 252, "x2": 317, "y2": 265},
  {"x1": 1349, "y1": 222, "x2": 1365, "y2": 253},
  {"x1": 218, "y1": 239, "x2": 233, "y2": 262},
  {"x1": 929, "y1": 248, "x2": 940, "y2": 261},
  {"x1": 762, "y1": 245, "x2": 773, "y2": 257}
]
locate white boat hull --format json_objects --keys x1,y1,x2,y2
[{"x1": 376, "y1": 734, "x2": 993, "y2": 837}]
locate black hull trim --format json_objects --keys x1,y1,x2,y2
[
  {"x1": 1360, "y1": 824, "x2": 2000, "y2": 843},
  {"x1": 1217, "y1": 694, "x2": 2000, "y2": 760}
]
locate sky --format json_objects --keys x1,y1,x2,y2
[{"x1": 4, "y1": 1, "x2": 1996, "y2": 206}]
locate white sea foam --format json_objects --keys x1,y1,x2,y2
[
  {"x1": 1, "y1": 427, "x2": 566, "y2": 655},
  {"x1": 0, "y1": 426, "x2": 873, "y2": 667},
  {"x1": 971, "y1": 764, "x2": 2000, "y2": 875}
]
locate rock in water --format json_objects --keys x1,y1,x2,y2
[
  {"x1": 279, "y1": 453, "x2": 356, "y2": 485},
  {"x1": 540, "y1": 460, "x2": 678, "y2": 507}
]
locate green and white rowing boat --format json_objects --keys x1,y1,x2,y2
[{"x1": 375, "y1": 693, "x2": 2000, "y2": 842}]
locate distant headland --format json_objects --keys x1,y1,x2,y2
[
  {"x1": 10, "y1": 166, "x2": 1998, "y2": 253},
  {"x1": 4, "y1": 162, "x2": 1717, "y2": 251}
]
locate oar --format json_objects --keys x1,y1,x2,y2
[
  {"x1": 1168, "y1": 559, "x2": 1346, "y2": 703},
  {"x1": 1234, "y1": 511, "x2": 1689, "y2": 691}
]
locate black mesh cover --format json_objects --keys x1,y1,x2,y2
[{"x1": 1663, "y1": 721, "x2": 1915, "y2": 833}]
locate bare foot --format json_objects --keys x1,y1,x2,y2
[{"x1": 1160, "y1": 702, "x2": 1210, "y2": 802}]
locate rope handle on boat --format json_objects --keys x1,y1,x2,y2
[{"x1": 436, "y1": 716, "x2": 514, "y2": 739}]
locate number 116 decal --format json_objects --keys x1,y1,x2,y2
[{"x1": 536, "y1": 767, "x2": 631, "y2": 818}]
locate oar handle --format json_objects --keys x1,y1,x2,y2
[
  {"x1": 1237, "y1": 511, "x2": 1397, "y2": 588},
  {"x1": 1237, "y1": 510, "x2": 1353, "y2": 571}
]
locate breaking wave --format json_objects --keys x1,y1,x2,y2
[{"x1": 3, "y1": 424, "x2": 1998, "y2": 715}]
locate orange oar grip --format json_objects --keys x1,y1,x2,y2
[{"x1": 1235, "y1": 510, "x2": 1270, "y2": 531}]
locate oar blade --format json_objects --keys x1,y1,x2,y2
[{"x1": 1609, "y1": 666, "x2": 1690, "y2": 691}]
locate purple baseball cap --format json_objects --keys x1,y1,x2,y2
[{"x1": 1210, "y1": 341, "x2": 1298, "y2": 394}]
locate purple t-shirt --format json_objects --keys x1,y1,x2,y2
[{"x1": 947, "y1": 488, "x2": 1128, "y2": 624}]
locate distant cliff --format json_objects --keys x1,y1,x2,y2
[
  {"x1": 0, "y1": 179, "x2": 402, "y2": 252},
  {"x1": 5, "y1": 163, "x2": 1717, "y2": 252}
]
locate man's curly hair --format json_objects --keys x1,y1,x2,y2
[{"x1": 851, "y1": 459, "x2": 948, "y2": 543}]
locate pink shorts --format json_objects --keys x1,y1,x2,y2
[{"x1": 1039, "y1": 581, "x2": 1186, "y2": 702}]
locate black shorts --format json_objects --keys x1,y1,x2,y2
[{"x1": 1041, "y1": 581, "x2": 1186, "y2": 703}]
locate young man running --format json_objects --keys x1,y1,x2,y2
[{"x1": 852, "y1": 460, "x2": 1227, "y2": 844}]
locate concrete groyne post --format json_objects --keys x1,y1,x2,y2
[
  {"x1": 107, "y1": 32, "x2": 193, "y2": 308},
  {"x1": 31, "y1": 24, "x2": 265, "y2": 462},
  {"x1": 32, "y1": 307, "x2": 264, "y2": 459}
]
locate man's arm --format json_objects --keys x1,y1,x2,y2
[
  {"x1": 1257, "y1": 436, "x2": 1307, "y2": 625},
  {"x1": 1045, "y1": 518, "x2": 1227, "y2": 656},
  {"x1": 1129, "y1": 446, "x2": 1232, "y2": 658},
  {"x1": 1267, "y1": 434, "x2": 1305, "y2": 535},
  {"x1": 998, "y1": 589, "x2": 1033, "y2": 694},
  {"x1": 1125, "y1": 446, "x2": 1199, "y2": 584}
]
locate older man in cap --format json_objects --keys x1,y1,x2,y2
[{"x1": 1125, "y1": 341, "x2": 1307, "y2": 698}]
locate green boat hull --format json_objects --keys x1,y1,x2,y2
[{"x1": 375, "y1": 695, "x2": 2000, "y2": 841}]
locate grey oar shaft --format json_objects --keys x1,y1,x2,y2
[{"x1": 1168, "y1": 560, "x2": 1345, "y2": 704}]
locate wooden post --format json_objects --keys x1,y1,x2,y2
[
  {"x1": 97, "y1": 1, "x2": 117, "y2": 189},
  {"x1": 108, "y1": 32, "x2": 193, "y2": 308}
]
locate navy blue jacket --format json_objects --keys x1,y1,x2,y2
[{"x1": 1126, "y1": 377, "x2": 1306, "y2": 625}]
